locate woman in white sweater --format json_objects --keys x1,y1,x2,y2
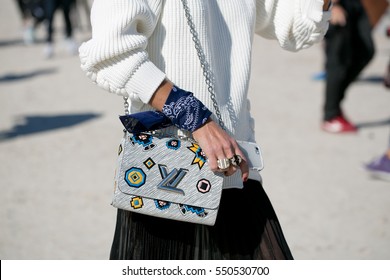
[{"x1": 79, "y1": 0, "x2": 331, "y2": 259}]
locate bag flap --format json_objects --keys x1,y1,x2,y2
[{"x1": 116, "y1": 133, "x2": 223, "y2": 210}]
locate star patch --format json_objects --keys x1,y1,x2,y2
[{"x1": 187, "y1": 143, "x2": 207, "y2": 170}]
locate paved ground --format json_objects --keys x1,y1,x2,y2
[{"x1": 1, "y1": 1, "x2": 389, "y2": 260}]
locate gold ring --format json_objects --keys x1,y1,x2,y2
[{"x1": 217, "y1": 158, "x2": 231, "y2": 170}]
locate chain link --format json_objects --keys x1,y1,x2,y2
[
  {"x1": 180, "y1": 0, "x2": 226, "y2": 130},
  {"x1": 123, "y1": 96, "x2": 129, "y2": 115}
]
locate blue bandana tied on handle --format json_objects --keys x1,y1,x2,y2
[{"x1": 120, "y1": 85, "x2": 212, "y2": 133}]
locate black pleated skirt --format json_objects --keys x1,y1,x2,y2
[{"x1": 109, "y1": 180, "x2": 293, "y2": 260}]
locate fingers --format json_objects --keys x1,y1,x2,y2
[
  {"x1": 330, "y1": 5, "x2": 347, "y2": 26},
  {"x1": 192, "y1": 119, "x2": 250, "y2": 181},
  {"x1": 208, "y1": 156, "x2": 219, "y2": 173},
  {"x1": 215, "y1": 140, "x2": 250, "y2": 182},
  {"x1": 224, "y1": 166, "x2": 237, "y2": 177},
  {"x1": 228, "y1": 144, "x2": 249, "y2": 182},
  {"x1": 237, "y1": 153, "x2": 249, "y2": 182}
]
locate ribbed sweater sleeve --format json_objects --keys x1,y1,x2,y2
[
  {"x1": 79, "y1": 0, "x2": 165, "y2": 104},
  {"x1": 79, "y1": 0, "x2": 330, "y2": 105},
  {"x1": 255, "y1": 0, "x2": 331, "y2": 51}
]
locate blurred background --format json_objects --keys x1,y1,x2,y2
[{"x1": 0, "y1": 0, "x2": 389, "y2": 259}]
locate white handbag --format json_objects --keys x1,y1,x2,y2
[{"x1": 113, "y1": 129, "x2": 224, "y2": 225}]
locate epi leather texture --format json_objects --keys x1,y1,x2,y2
[{"x1": 113, "y1": 132, "x2": 223, "y2": 226}]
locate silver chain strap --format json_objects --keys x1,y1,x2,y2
[
  {"x1": 123, "y1": 0, "x2": 226, "y2": 130},
  {"x1": 180, "y1": 0, "x2": 225, "y2": 130},
  {"x1": 123, "y1": 96, "x2": 130, "y2": 115}
]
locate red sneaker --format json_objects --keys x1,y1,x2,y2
[{"x1": 322, "y1": 116, "x2": 357, "y2": 133}]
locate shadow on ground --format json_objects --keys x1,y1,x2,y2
[
  {"x1": 355, "y1": 117, "x2": 390, "y2": 129},
  {"x1": 0, "y1": 68, "x2": 57, "y2": 83},
  {"x1": 311, "y1": 73, "x2": 386, "y2": 84},
  {"x1": 0, "y1": 38, "x2": 46, "y2": 48},
  {"x1": 358, "y1": 75, "x2": 386, "y2": 84},
  {"x1": 0, "y1": 113, "x2": 101, "y2": 141}
]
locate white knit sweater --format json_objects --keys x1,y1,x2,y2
[{"x1": 79, "y1": 0, "x2": 330, "y2": 188}]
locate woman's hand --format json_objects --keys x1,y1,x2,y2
[
  {"x1": 192, "y1": 119, "x2": 249, "y2": 182},
  {"x1": 149, "y1": 80, "x2": 249, "y2": 181},
  {"x1": 330, "y1": 4, "x2": 347, "y2": 26}
]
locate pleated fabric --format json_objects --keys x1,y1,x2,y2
[{"x1": 109, "y1": 180, "x2": 293, "y2": 260}]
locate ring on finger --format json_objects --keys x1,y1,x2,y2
[
  {"x1": 217, "y1": 158, "x2": 231, "y2": 170},
  {"x1": 229, "y1": 155, "x2": 242, "y2": 167}
]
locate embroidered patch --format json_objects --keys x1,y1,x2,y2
[
  {"x1": 179, "y1": 204, "x2": 208, "y2": 218},
  {"x1": 124, "y1": 167, "x2": 146, "y2": 188},
  {"x1": 187, "y1": 143, "x2": 207, "y2": 170},
  {"x1": 118, "y1": 144, "x2": 123, "y2": 156},
  {"x1": 131, "y1": 133, "x2": 156, "y2": 151},
  {"x1": 130, "y1": 197, "x2": 143, "y2": 209},
  {"x1": 166, "y1": 139, "x2": 181, "y2": 150},
  {"x1": 143, "y1": 157, "x2": 155, "y2": 169},
  {"x1": 196, "y1": 179, "x2": 211, "y2": 193},
  {"x1": 155, "y1": 200, "x2": 171, "y2": 210}
]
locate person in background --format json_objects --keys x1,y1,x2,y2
[
  {"x1": 364, "y1": 59, "x2": 390, "y2": 182},
  {"x1": 15, "y1": 0, "x2": 45, "y2": 44},
  {"x1": 365, "y1": 146, "x2": 390, "y2": 182},
  {"x1": 322, "y1": 0, "x2": 375, "y2": 133},
  {"x1": 79, "y1": 0, "x2": 331, "y2": 260},
  {"x1": 43, "y1": 0, "x2": 78, "y2": 58}
]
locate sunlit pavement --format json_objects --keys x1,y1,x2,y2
[{"x1": 1, "y1": 2, "x2": 389, "y2": 259}]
